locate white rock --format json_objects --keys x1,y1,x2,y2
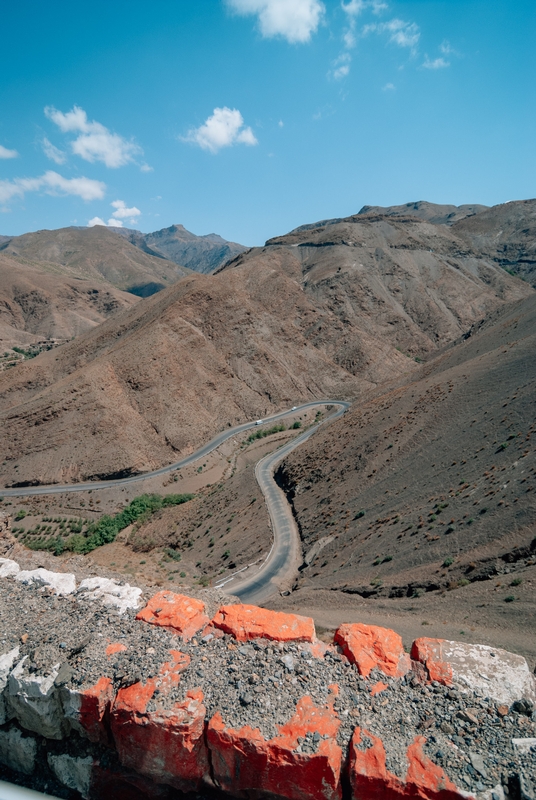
[
  {"x1": 0, "y1": 727, "x2": 37, "y2": 774},
  {"x1": 436, "y1": 640, "x2": 536, "y2": 706},
  {"x1": 77, "y1": 576, "x2": 142, "y2": 614},
  {"x1": 7, "y1": 657, "x2": 66, "y2": 739},
  {"x1": 0, "y1": 647, "x2": 19, "y2": 725},
  {"x1": 0, "y1": 558, "x2": 20, "y2": 578},
  {"x1": 48, "y1": 753, "x2": 93, "y2": 798},
  {"x1": 15, "y1": 568, "x2": 76, "y2": 596},
  {"x1": 512, "y1": 738, "x2": 536, "y2": 755}
]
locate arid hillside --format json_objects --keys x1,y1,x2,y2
[
  {"x1": 453, "y1": 199, "x2": 536, "y2": 287},
  {"x1": 0, "y1": 225, "x2": 191, "y2": 296},
  {"x1": 116, "y1": 223, "x2": 247, "y2": 274},
  {"x1": 357, "y1": 201, "x2": 489, "y2": 226},
  {"x1": 0, "y1": 251, "x2": 139, "y2": 351},
  {"x1": 275, "y1": 294, "x2": 536, "y2": 604},
  {"x1": 0, "y1": 209, "x2": 530, "y2": 488}
]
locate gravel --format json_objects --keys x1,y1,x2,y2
[{"x1": 0, "y1": 574, "x2": 535, "y2": 797}]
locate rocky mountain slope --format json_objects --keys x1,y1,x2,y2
[
  {"x1": 275, "y1": 294, "x2": 536, "y2": 607},
  {"x1": 0, "y1": 207, "x2": 530, "y2": 488},
  {"x1": 0, "y1": 251, "x2": 139, "y2": 352},
  {"x1": 357, "y1": 200, "x2": 489, "y2": 226},
  {"x1": 0, "y1": 226, "x2": 191, "y2": 297},
  {"x1": 293, "y1": 201, "x2": 489, "y2": 233},
  {"x1": 453, "y1": 199, "x2": 536, "y2": 287},
  {"x1": 115, "y1": 223, "x2": 247, "y2": 274}
]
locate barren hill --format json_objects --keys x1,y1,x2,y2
[
  {"x1": 275, "y1": 293, "x2": 536, "y2": 605},
  {"x1": 357, "y1": 200, "x2": 489, "y2": 226},
  {"x1": 453, "y1": 198, "x2": 536, "y2": 287},
  {"x1": 0, "y1": 225, "x2": 191, "y2": 297},
  {"x1": 291, "y1": 201, "x2": 489, "y2": 233},
  {"x1": 0, "y1": 209, "x2": 530, "y2": 488},
  {"x1": 0, "y1": 251, "x2": 139, "y2": 352},
  {"x1": 115, "y1": 223, "x2": 247, "y2": 274}
]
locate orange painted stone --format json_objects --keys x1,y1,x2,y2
[
  {"x1": 135, "y1": 591, "x2": 209, "y2": 641},
  {"x1": 110, "y1": 652, "x2": 207, "y2": 793},
  {"x1": 370, "y1": 681, "x2": 389, "y2": 697},
  {"x1": 348, "y1": 727, "x2": 467, "y2": 800},
  {"x1": 212, "y1": 604, "x2": 316, "y2": 642},
  {"x1": 411, "y1": 638, "x2": 454, "y2": 686},
  {"x1": 207, "y1": 694, "x2": 342, "y2": 800},
  {"x1": 78, "y1": 677, "x2": 115, "y2": 744},
  {"x1": 334, "y1": 624, "x2": 410, "y2": 679},
  {"x1": 106, "y1": 642, "x2": 128, "y2": 657}
]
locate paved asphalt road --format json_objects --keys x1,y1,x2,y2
[
  {"x1": 216, "y1": 401, "x2": 350, "y2": 604},
  {"x1": 0, "y1": 400, "x2": 350, "y2": 603}
]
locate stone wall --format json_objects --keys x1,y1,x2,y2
[{"x1": 0, "y1": 557, "x2": 534, "y2": 800}]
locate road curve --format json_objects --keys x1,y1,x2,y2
[
  {"x1": 0, "y1": 401, "x2": 348, "y2": 498},
  {"x1": 0, "y1": 400, "x2": 350, "y2": 605},
  {"x1": 218, "y1": 401, "x2": 349, "y2": 604}
]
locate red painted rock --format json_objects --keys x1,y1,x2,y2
[
  {"x1": 62, "y1": 677, "x2": 115, "y2": 745},
  {"x1": 135, "y1": 591, "x2": 209, "y2": 641},
  {"x1": 334, "y1": 624, "x2": 410, "y2": 679},
  {"x1": 348, "y1": 727, "x2": 467, "y2": 800},
  {"x1": 110, "y1": 653, "x2": 208, "y2": 792},
  {"x1": 106, "y1": 643, "x2": 128, "y2": 657},
  {"x1": 212, "y1": 604, "x2": 316, "y2": 643},
  {"x1": 411, "y1": 638, "x2": 454, "y2": 685},
  {"x1": 208, "y1": 694, "x2": 342, "y2": 800},
  {"x1": 370, "y1": 681, "x2": 389, "y2": 697}
]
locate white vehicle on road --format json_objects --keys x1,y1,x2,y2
[{"x1": 255, "y1": 420, "x2": 263, "y2": 425}]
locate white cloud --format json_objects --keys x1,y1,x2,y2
[
  {"x1": 278, "y1": 119, "x2": 284, "y2": 127},
  {"x1": 382, "y1": 82, "x2": 395, "y2": 90},
  {"x1": 226, "y1": 0, "x2": 324, "y2": 43},
  {"x1": 87, "y1": 200, "x2": 141, "y2": 228},
  {"x1": 0, "y1": 144, "x2": 18, "y2": 159},
  {"x1": 423, "y1": 56, "x2": 449, "y2": 69},
  {"x1": 336, "y1": 0, "x2": 389, "y2": 78},
  {"x1": 44, "y1": 105, "x2": 142, "y2": 168},
  {"x1": 42, "y1": 137, "x2": 67, "y2": 164},
  {"x1": 383, "y1": 19, "x2": 420, "y2": 48},
  {"x1": 184, "y1": 107, "x2": 258, "y2": 153},
  {"x1": 0, "y1": 171, "x2": 106, "y2": 207},
  {"x1": 110, "y1": 199, "x2": 141, "y2": 219},
  {"x1": 87, "y1": 217, "x2": 123, "y2": 228},
  {"x1": 331, "y1": 52, "x2": 352, "y2": 79},
  {"x1": 440, "y1": 40, "x2": 455, "y2": 56},
  {"x1": 363, "y1": 18, "x2": 420, "y2": 50},
  {"x1": 140, "y1": 163, "x2": 153, "y2": 172}
]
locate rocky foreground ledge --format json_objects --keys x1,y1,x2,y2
[{"x1": 0, "y1": 558, "x2": 534, "y2": 800}]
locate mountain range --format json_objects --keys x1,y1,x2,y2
[
  {"x1": 0, "y1": 222, "x2": 246, "y2": 351},
  {"x1": 0, "y1": 200, "x2": 532, "y2": 488}
]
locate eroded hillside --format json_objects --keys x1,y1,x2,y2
[{"x1": 0, "y1": 209, "x2": 530, "y2": 487}]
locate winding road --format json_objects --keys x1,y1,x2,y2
[{"x1": 0, "y1": 400, "x2": 350, "y2": 603}]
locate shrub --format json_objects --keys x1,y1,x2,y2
[
  {"x1": 354, "y1": 510, "x2": 366, "y2": 519},
  {"x1": 15, "y1": 510, "x2": 27, "y2": 521},
  {"x1": 443, "y1": 556, "x2": 454, "y2": 567},
  {"x1": 32, "y1": 493, "x2": 193, "y2": 556},
  {"x1": 165, "y1": 548, "x2": 181, "y2": 561},
  {"x1": 382, "y1": 555, "x2": 393, "y2": 563},
  {"x1": 504, "y1": 595, "x2": 515, "y2": 603},
  {"x1": 510, "y1": 578, "x2": 522, "y2": 586},
  {"x1": 291, "y1": 421, "x2": 302, "y2": 429},
  {"x1": 247, "y1": 424, "x2": 286, "y2": 443}
]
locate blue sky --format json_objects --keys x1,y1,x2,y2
[{"x1": 1, "y1": 0, "x2": 534, "y2": 245}]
